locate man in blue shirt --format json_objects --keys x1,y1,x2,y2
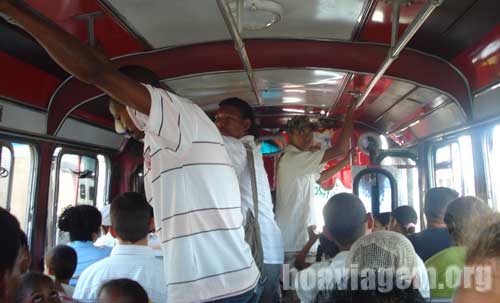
[{"x1": 408, "y1": 187, "x2": 459, "y2": 261}]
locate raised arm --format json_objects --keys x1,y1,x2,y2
[
  {"x1": 320, "y1": 102, "x2": 355, "y2": 163},
  {"x1": 1, "y1": 0, "x2": 150, "y2": 114},
  {"x1": 316, "y1": 154, "x2": 350, "y2": 185}
]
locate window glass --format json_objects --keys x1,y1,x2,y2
[
  {"x1": 433, "y1": 136, "x2": 475, "y2": 196},
  {"x1": 484, "y1": 125, "x2": 500, "y2": 210},
  {"x1": 381, "y1": 157, "x2": 420, "y2": 231},
  {"x1": 357, "y1": 173, "x2": 393, "y2": 214},
  {"x1": 0, "y1": 142, "x2": 36, "y2": 233}
]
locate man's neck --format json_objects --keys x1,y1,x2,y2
[
  {"x1": 117, "y1": 237, "x2": 148, "y2": 246},
  {"x1": 427, "y1": 221, "x2": 447, "y2": 229}
]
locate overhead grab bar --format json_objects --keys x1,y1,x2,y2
[
  {"x1": 217, "y1": 0, "x2": 264, "y2": 105},
  {"x1": 356, "y1": 0, "x2": 444, "y2": 109}
]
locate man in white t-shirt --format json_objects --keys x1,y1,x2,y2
[
  {"x1": 216, "y1": 98, "x2": 284, "y2": 303},
  {"x1": 295, "y1": 193, "x2": 374, "y2": 303},
  {"x1": 94, "y1": 204, "x2": 117, "y2": 248},
  {"x1": 74, "y1": 192, "x2": 167, "y2": 303},
  {"x1": 276, "y1": 105, "x2": 354, "y2": 262},
  {"x1": 1, "y1": 3, "x2": 261, "y2": 301}
]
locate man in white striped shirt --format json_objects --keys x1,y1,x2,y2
[{"x1": 1, "y1": 3, "x2": 261, "y2": 301}]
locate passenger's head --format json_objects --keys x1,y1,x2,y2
[
  {"x1": 323, "y1": 193, "x2": 373, "y2": 250},
  {"x1": 286, "y1": 115, "x2": 314, "y2": 151},
  {"x1": 110, "y1": 192, "x2": 153, "y2": 244},
  {"x1": 15, "y1": 272, "x2": 61, "y2": 303},
  {"x1": 373, "y1": 212, "x2": 391, "y2": 232},
  {"x1": 216, "y1": 97, "x2": 256, "y2": 138},
  {"x1": 389, "y1": 206, "x2": 418, "y2": 236},
  {"x1": 19, "y1": 231, "x2": 31, "y2": 274},
  {"x1": 346, "y1": 231, "x2": 419, "y2": 284},
  {"x1": 454, "y1": 218, "x2": 500, "y2": 303},
  {"x1": 44, "y1": 245, "x2": 77, "y2": 284},
  {"x1": 0, "y1": 207, "x2": 23, "y2": 302},
  {"x1": 109, "y1": 65, "x2": 162, "y2": 140},
  {"x1": 444, "y1": 196, "x2": 493, "y2": 246},
  {"x1": 423, "y1": 187, "x2": 459, "y2": 226},
  {"x1": 58, "y1": 205, "x2": 102, "y2": 242},
  {"x1": 98, "y1": 279, "x2": 148, "y2": 303}
]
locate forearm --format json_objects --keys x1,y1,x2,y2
[
  {"x1": 3, "y1": 1, "x2": 110, "y2": 85},
  {"x1": 295, "y1": 237, "x2": 318, "y2": 270},
  {"x1": 317, "y1": 161, "x2": 348, "y2": 184}
]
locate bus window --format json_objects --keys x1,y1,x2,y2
[
  {"x1": 484, "y1": 124, "x2": 500, "y2": 211},
  {"x1": 433, "y1": 135, "x2": 475, "y2": 196},
  {"x1": 0, "y1": 142, "x2": 37, "y2": 233},
  {"x1": 380, "y1": 156, "x2": 420, "y2": 231},
  {"x1": 48, "y1": 148, "x2": 110, "y2": 246}
]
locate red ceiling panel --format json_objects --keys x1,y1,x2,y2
[
  {"x1": 0, "y1": 52, "x2": 60, "y2": 108},
  {"x1": 453, "y1": 25, "x2": 500, "y2": 92},
  {"x1": 358, "y1": 0, "x2": 427, "y2": 44},
  {"x1": 26, "y1": 0, "x2": 144, "y2": 57}
]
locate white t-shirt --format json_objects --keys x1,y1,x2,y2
[
  {"x1": 223, "y1": 135, "x2": 284, "y2": 264},
  {"x1": 127, "y1": 85, "x2": 260, "y2": 302},
  {"x1": 276, "y1": 145, "x2": 326, "y2": 252},
  {"x1": 295, "y1": 251, "x2": 349, "y2": 303},
  {"x1": 73, "y1": 245, "x2": 167, "y2": 303},
  {"x1": 94, "y1": 232, "x2": 117, "y2": 248},
  {"x1": 416, "y1": 255, "x2": 430, "y2": 298}
]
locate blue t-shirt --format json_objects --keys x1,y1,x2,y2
[
  {"x1": 67, "y1": 241, "x2": 112, "y2": 286},
  {"x1": 408, "y1": 227, "x2": 452, "y2": 262}
]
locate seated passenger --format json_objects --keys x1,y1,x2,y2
[
  {"x1": 73, "y1": 192, "x2": 166, "y2": 303},
  {"x1": 373, "y1": 212, "x2": 391, "y2": 232},
  {"x1": 0, "y1": 207, "x2": 23, "y2": 302},
  {"x1": 94, "y1": 204, "x2": 116, "y2": 248},
  {"x1": 408, "y1": 187, "x2": 459, "y2": 261},
  {"x1": 57, "y1": 205, "x2": 111, "y2": 286},
  {"x1": 389, "y1": 205, "x2": 418, "y2": 237},
  {"x1": 425, "y1": 196, "x2": 493, "y2": 299},
  {"x1": 294, "y1": 225, "x2": 340, "y2": 271},
  {"x1": 334, "y1": 231, "x2": 429, "y2": 300},
  {"x1": 454, "y1": 217, "x2": 500, "y2": 303},
  {"x1": 97, "y1": 279, "x2": 148, "y2": 303},
  {"x1": 295, "y1": 193, "x2": 373, "y2": 303},
  {"x1": 15, "y1": 272, "x2": 62, "y2": 303},
  {"x1": 19, "y1": 231, "x2": 31, "y2": 274},
  {"x1": 45, "y1": 245, "x2": 77, "y2": 298}
]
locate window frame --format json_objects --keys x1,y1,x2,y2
[
  {"x1": 48, "y1": 147, "x2": 111, "y2": 247},
  {"x1": 0, "y1": 141, "x2": 15, "y2": 211}
]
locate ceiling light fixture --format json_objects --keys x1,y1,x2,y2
[
  {"x1": 283, "y1": 97, "x2": 302, "y2": 103},
  {"x1": 283, "y1": 108, "x2": 305, "y2": 113},
  {"x1": 229, "y1": 0, "x2": 283, "y2": 31}
]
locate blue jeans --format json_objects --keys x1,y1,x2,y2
[{"x1": 210, "y1": 278, "x2": 265, "y2": 303}]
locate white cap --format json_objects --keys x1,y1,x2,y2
[
  {"x1": 346, "y1": 231, "x2": 417, "y2": 280},
  {"x1": 101, "y1": 204, "x2": 111, "y2": 226}
]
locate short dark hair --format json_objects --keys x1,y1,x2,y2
[
  {"x1": 98, "y1": 279, "x2": 149, "y2": 303},
  {"x1": 0, "y1": 207, "x2": 21, "y2": 276},
  {"x1": 323, "y1": 193, "x2": 367, "y2": 248},
  {"x1": 15, "y1": 272, "x2": 56, "y2": 303},
  {"x1": 424, "y1": 187, "x2": 459, "y2": 221},
  {"x1": 118, "y1": 65, "x2": 161, "y2": 88},
  {"x1": 111, "y1": 192, "x2": 152, "y2": 243},
  {"x1": 219, "y1": 97, "x2": 258, "y2": 137},
  {"x1": 444, "y1": 196, "x2": 493, "y2": 245},
  {"x1": 58, "y1": 205, "x2": 102, "y2": 242},
  {"x1": 373, "y1": 212, "x2": 391, "y2": 226},
  {"x1": 391, "y1": 206, "x2": 418, "y2": 235},
  {"x1": 45, "y1": 245, "x2": 77, "y2": 281}
]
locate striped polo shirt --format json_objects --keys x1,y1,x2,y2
[{"x1": 127, "y1": 84, "x2": 260, "y2": 302}]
